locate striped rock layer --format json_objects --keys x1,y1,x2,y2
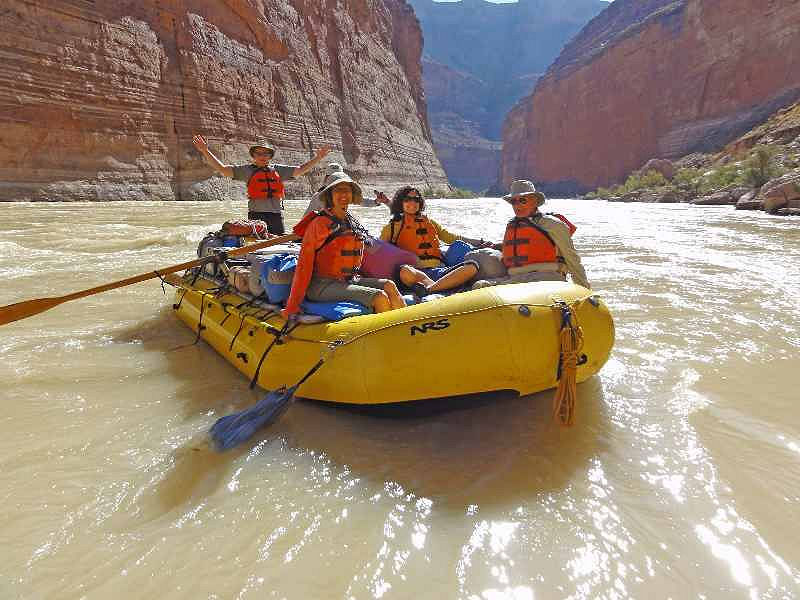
[{"x1": 0, "y1": 0, "x2": 445, "y2": 201}]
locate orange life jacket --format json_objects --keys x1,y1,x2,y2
[
  {"x1": 246, "y1": 167, "x2": 285, "y2": 200},
  {"x1": 295, "y1": 210, "x2": 365, "y2": 280},
  {"x1": 502, "y1": 215, "x2": 567, "y2": 268},
  {"x1": 388, "y1": 215, "x2": 442, "y2": 262}
]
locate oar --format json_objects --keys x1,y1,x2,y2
[
  {"x1": 0, "y1": 233, "x2": 299, "y2": 326},
  {"x1": 210, "y1": 358, "x2": 326, "y2": 451}
]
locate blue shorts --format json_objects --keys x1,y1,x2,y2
[{"x1": 422, "y1": 260, "x2": 478, "y2": 282}]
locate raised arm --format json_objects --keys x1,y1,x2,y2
[
  {"x1": 293, "y1": 144, "x2": 332, "y2": 178},
  {"x1": 192, "y1": 135, "x2": 234, "y2": 178}
]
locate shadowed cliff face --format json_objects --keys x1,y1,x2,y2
[
  {"x1": 408, "y1": 0, "x2": 605, "y2": 192},
  {"x1": 0, "y1": 0, "x2": 446, "y2": 201},
  {"x1": 500, "y1": 0, "x2": 800, "y2": 194}
]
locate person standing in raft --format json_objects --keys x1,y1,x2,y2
[
  {"x1": 477, "y1": 180, "x2": 590, "y2": 289},
  {"x1": 303, "y1": 163, "x2": 391, "y2": 216},
  {"x1": 280, "y1": 170, "x2": 406, "y2": 320},
  {"x1": 380, "y1": 186, "x2": 489, "y2": 297},
  {"x1": 191, "y1": 135, "x2": 331, "y2": 234}
]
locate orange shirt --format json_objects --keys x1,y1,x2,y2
[{"x1": 284, "y1": 214, "x2": 339, "y2": 315}]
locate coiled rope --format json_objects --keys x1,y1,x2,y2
[{"x1": 553, "y1": 300, "x2": 585, "y2": 426}]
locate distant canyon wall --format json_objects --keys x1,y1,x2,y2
[
  {"x1": 408, "y1": 0, "x2": 605, "y2": 192},
  {"x1": 0, "y1": 0, "x2": 446, "y2": 202},
  {"x1": 501, "y1": 0, "x2": 800, "y2": 194}
]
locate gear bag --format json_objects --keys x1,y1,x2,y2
[{"x1": 260, "y1": 253, "x2": 298, "y2": 304}]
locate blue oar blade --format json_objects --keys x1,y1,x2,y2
[{"x1": 209, "y1": 386, "x2": 297, "y2": 451}]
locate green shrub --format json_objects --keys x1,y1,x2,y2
[
  {"x1": 446, "y1": 186, "x2": 478, "y2": 199},
  {"x1": 672, "y1": 167, "x2": 702, "y2": 196},
  {"x1": 612, "y1": 169, "x2": 667, "y2": 195},
  {"x1": 742, "y1": 145, "x2": 783, "y2": 188},
  {"x1": 699, "y1": 162, "x2": 743, "y2": 194},
  {"x1": 596, "y1": 186, "x2": 615, "y2": 198}
]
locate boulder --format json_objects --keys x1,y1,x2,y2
[
  {"x1": 776, "y1": 208, "x2": 800, "y2": 216},
  {"x1": 735, "y1": 190, "x2": 763, "y2": 210},
  {"x1": 729, "y1": 186, "x2": 754, "y2": 201},
  {"x1": 641, "y1": 159, "x2": 675, "y2": 180},
  {"x1": 639, "y1": 188, "x2": 680, "y2": 203},
  {"x1": 691, "y1": 191, "x2": 736, "y2": 206},
  {"x1": 617, "y1": 192, "x2": 642, "y2": 203},
  {"x1": 760, "y1": 171, "x2": 800, "y2": 213}
]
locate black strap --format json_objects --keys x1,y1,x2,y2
[
  {"x1": 229, "y1": 313, "x2": 248, "y2": 351},
  {"x1": 389, "y1": 219, "x2": 402, "y2": 245},
  {"x1": 295, "y1": 359, "x2": 325, "y2": 387},
  {"x1": 513, "y1": 217, "x2": 558, "y2": 249},
  {"x1": 193, "y1": 295, "x2": 208, "y2": 345},
  {"x1": 249, "y1": 322, "x2": 300, "y2": 389}
]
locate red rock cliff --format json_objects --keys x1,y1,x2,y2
[
  {"x1": 0, "y1": 0, "x2": 446, "y2": 201},
  {"x1": 500, "y1": 0, "x2": 800, "y2": 194}
]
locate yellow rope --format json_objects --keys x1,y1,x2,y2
[{"x1": 552, "y1": 302, "x2": 585, "y2": 426}]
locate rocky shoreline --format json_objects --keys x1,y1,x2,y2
[{"x1": 584, "y1": 103, "x2": 800, "y2": 217}]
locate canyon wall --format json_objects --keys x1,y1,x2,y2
[
  {"x1": 0, "y1": 0, "x2": 446, "y2": 201},
  {"x1": 500, "y1": 0, "x2": 800, "y2": 194},
  {"x1": 408, "y1": 0, "x2": 605, "y2": 192}
]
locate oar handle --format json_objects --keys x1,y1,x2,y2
[
  {"x1": 0, "y1": 232, "x2": 300, "y2": 326},
  {"x1": 61, "y1": 233, "x2": 299, "y2": 302}
]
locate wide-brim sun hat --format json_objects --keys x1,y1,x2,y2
[
  {"x1": 319, "y1": 170, "x2": 363, "y2": 205},
  {"x1": 249, "y1": 141, "x2": 276, "y2": 157},
  {"x1": 503, "y1": 179, "x2": 546, "y2": 205}
]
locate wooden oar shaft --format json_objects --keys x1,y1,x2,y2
[{"x1": 0, "y1": 233, "x2": 299, "y2": 326}]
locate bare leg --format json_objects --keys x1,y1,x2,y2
[
  {"x1": 398, "y1": 265, "x2": 434, "y2": 288},
  {"x1": 371, "y1": 291, "x2": 391, "y2": 313},
  {"x1": 429, "y1": 263, "x2": 478, "y2": 293},
  {"x1": 383, "y1": 281, "x2": 406, "y2": 310}
]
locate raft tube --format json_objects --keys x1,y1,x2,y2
[{"x1": 169, "y1": 274, "x2": 614, "y2": 405}]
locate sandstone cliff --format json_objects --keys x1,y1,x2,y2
[
  {"x1": 408, "y1": 0, "x2": 605, "y2": 192},
  {"x1": 500, "y1": 0, "x2": 800, "y2": 194},
  {"x1": 0, "y1": 0, "x2": 446, "y2": 202}
]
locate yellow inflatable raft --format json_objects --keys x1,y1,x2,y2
[{"x1": 168, "y1": 274, "x2": 614, "y2": 405}]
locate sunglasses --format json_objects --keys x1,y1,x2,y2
[
  {"x1": 403, "y1": 195, "x2": 421, "y2": 202},
  {"x1": 252, "y1": 151, "x2": 273, "y2": 157},
  {"x1": 510, "y1": 197, "x2": 530, "y2": 205}
]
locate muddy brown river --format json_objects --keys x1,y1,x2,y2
[{"x1": 1, "y1": 198, "x2": 798, "y2": 599}]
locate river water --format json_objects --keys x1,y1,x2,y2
[{"x1": 1, "y1": 198, "x2": 798, "y2": 599}]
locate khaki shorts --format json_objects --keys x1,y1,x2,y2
[{"x1": 306, "y1": 276, "x2": 390, "y2": 308}]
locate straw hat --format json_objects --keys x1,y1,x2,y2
[{"x1": 503, "y1": 180, "x2": 546, "y2": 205}]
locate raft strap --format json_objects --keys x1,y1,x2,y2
[
  {"x1": 193, "y1": 294, "x2": 208, "y2": 345},
  {"x1": 249, "y1": 321, "x2": 300, "y2": 389}
]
